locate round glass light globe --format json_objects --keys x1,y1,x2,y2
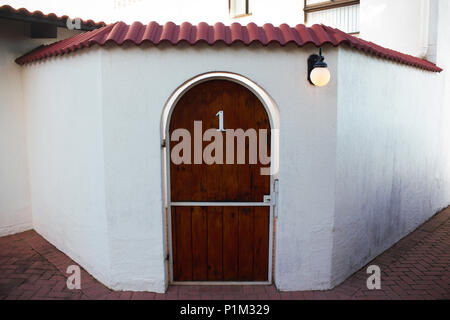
[{"x1": 310, "y1": 67, "x2": 331, "y2": 87}]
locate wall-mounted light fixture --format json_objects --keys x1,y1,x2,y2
[{"x1": 308, "y1": 48, "x2": 331, "y2": 87}]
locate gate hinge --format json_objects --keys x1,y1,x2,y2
[
  {"x1": 161, "y1": 139, "x2": 166, "y2": 148},
  {"x1": 165, "y1": 253, "x2": 169, "y2": 261}
]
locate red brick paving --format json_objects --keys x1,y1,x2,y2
[{"x1": 0, "y1": 208, "x2": 449, "y2": 300}]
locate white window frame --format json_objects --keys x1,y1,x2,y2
[
  {"x1": 229, "y1": 0, "x2": 251, "y2": 18},
  {"x1": 304, "y1": 0, "x2": 360, "y2": 35}
]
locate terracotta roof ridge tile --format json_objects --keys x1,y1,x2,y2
[{"x1": 14, "y1": 20, "x2": 443, "y2": 72}]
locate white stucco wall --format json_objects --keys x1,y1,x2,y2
[
  {"x1": 22, "y1": 49, "x2": 112, "y2": 286},
  {"x1": 434, "y1": 0, "x2": 450, "y2": 215},
  {"x1": 100, "y1": 46, "x2": 168, "y2": 292},
  {"x1": 332, "y1": 47, "x2": 448, "y2": 286},
  {"x1": 100, "y1": 42, "x2": 339, "y2": 292},
  {"x1": 0, "y1": 20, "x2": 32, "y2": 236},
  {"x1": 0, "y1": 19, "x2": 82, "y2": 237},
  {"x1": 19, "y1": 23, "x2": 448, "y2": 293},
  {"x1": 331, "y1": 0, "x2": 450, "y2": 286},
  {"x1": 22, "y1": 42, "x2": 339, "y2": 292}
]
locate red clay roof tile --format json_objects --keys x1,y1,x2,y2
[{"x1": 15, "y1": 21, "x2": 442, "y2": 72}]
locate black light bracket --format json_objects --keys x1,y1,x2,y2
[{"x1": 308, "y1": 48, "x2": 328, "y2": 84}]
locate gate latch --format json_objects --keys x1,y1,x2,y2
[{"x1": 263, "y1": 195, "x2": 272, "y2": 204}]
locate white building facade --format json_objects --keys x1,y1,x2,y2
[{"x1": 1, "y1": 0, "x2": 450, "y2": 292}]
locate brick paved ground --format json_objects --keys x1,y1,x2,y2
[{"x1": 0, "y1": 209, "x2": 449, "y2": 300}]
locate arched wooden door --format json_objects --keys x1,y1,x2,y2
[{"x1": 168, "y1": 79, "x2": 272, "y2": 283}]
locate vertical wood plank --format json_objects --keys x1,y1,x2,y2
[
  {"x1": 253, "y1": 207, "x2": 270, "y2": 281},
  {"x1": 171, "y1": 207, "x2": 178, "y2": 280},
  {"x1": 252, "y1": 93, "x2": 271, "y2": 202},
  {"x1": 191, "y1": 207, "x2": 208, "y2": 281},
  {"x1": 207, "y1": 207, "x2": 223, "y2": 281},
  {"x1": 222, "y1": 207, "x2": 239, "y2": 280},
  {"x1": 238, "y1": 207, "x2": 254, "y2": 281},
  {"x1": 173, "y1": 207, "x2": 193, "y2": 281}
]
